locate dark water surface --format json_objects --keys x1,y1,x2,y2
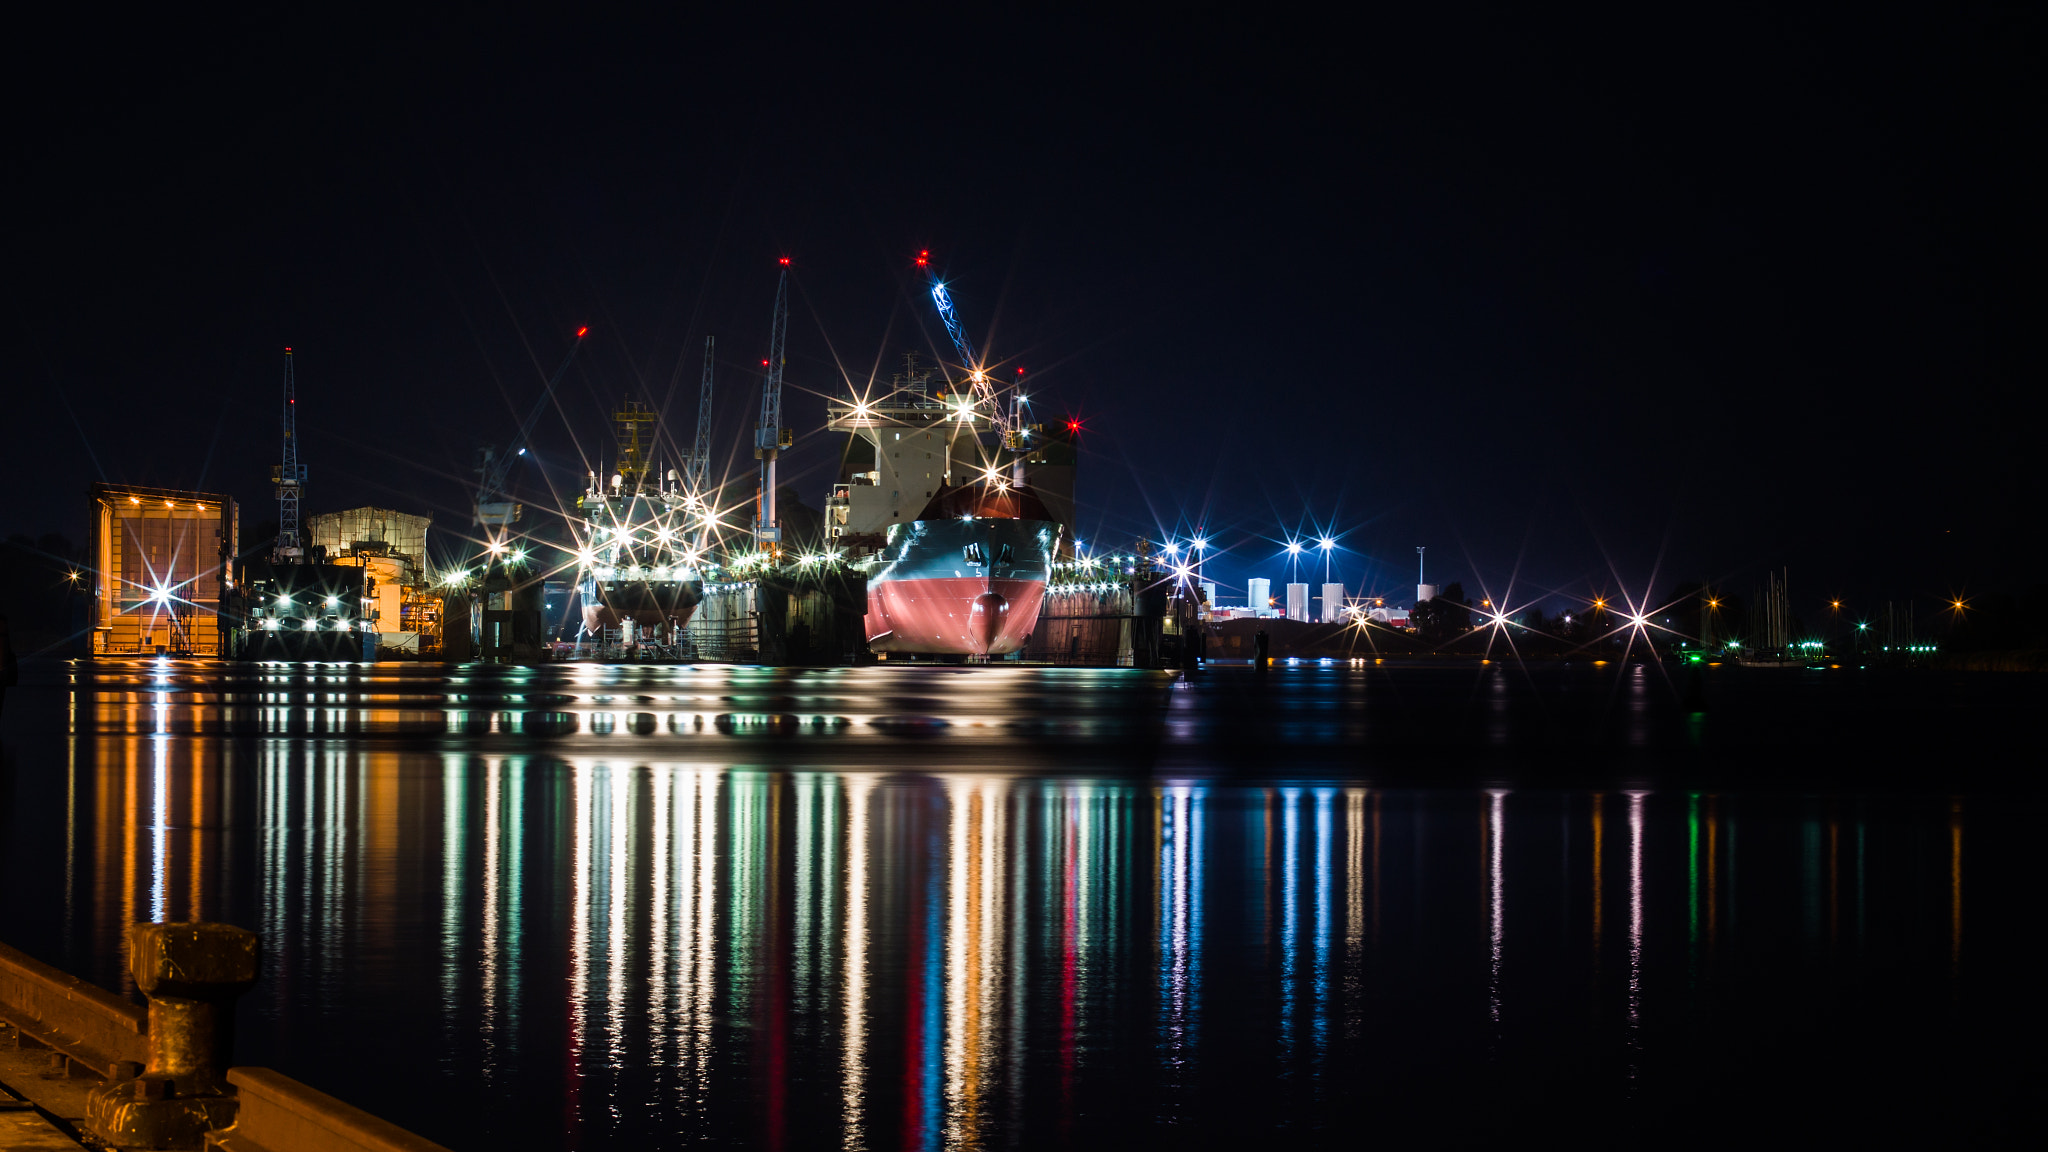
[{"x1": 0, "y1": 659, "x2": 2036, "y2": 1147}]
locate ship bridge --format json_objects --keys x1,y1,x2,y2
[{"x1": 825, "y1": 354, "x2": 1077, "y2": 551}]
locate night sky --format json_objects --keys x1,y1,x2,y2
[{"x1": 12, "y1": 9, "x2": 2037, "y2": 611}]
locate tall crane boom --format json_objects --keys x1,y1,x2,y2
[
  {"x1": 476, "y1": 326, "x2": 589, "y2": 525},
  {"x1": 754, "y1": 260, "x2": 791, "y2": 544},
  {"x1": 690, "y1": 335, "x2": 714, "y2": 492},
  {"x1": 272, "y1": 348, "x2": 306, "y2": 561},
  {"x1": 916, "y1": 250, "x2": 1006, "y2": 436}
]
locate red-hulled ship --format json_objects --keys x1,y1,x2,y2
[{"x1": 861, "y1": 483, "x2": 1060, "y2": 656}]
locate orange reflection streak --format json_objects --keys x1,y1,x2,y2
[
  {"x1": 118, "y1": 738, "x2": 138, "y2": 972},
  {"x1": 1950, "y1": 799, "x2": 1963, "y2": 974},
  {"x1": 943, "y1": 778, "x2": 993, "y2": 1147},
  {"x1": 1590, "y1": 793, "x2": 1605, "y2": 956},
  {"x1": 1706, "y1": 796, "x2": 1718, "y2": 949},
  {"x1": 187, "y1": 746, "x2": 204, "y2": 919},
  {"x1": 977, "y1": 781, "x2": 1006, "y2": 1144}
]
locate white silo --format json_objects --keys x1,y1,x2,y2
[
  {"x1": 1321, "y1": 582, "x2": 1346, "y2": 623},
  {"x1": 1247, "y1": 577, "x2": 1271, "y2": 616},
  {"x1": 1286, "y1": 583, "x2": 1310, "y2": 622}
]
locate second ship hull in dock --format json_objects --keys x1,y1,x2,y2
[{"x1": 861, "y1": 485, "x2": 1059, "y2": 656}]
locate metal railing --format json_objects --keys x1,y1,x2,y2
[{"x1": 2, "y1": 928, "x2": 448, "y2": 1152}]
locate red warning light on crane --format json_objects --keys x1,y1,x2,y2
[
  {"x1": 779, "y1": 257, "x2": 790, "y2": 266},
  {"x1": 576, "y1": 326, "x2": 588, "y2": 338},
  {"x1": 1067, "y1": 418, "x2": 1082, "y2": 432},
  {"x1": 284, "y1": 347, "x2": 292, "y2": 353},
  {"x1": 916, "y1": 250, "x2": 929, "y2": 267},
  {"x1": 762, "y1": 359, "x2": 770, "y2": 366}
]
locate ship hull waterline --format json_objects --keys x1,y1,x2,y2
[{"x1": 862, "y1": 516, "x2": 1057, "y2": 656}]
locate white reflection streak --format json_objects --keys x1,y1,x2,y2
[
  {"x1": 796, "y1": 775, "x2": 816, "y2": 1020},
  {"x1": 944, "y1": 780, "x2": 970, "y2": 1147},
  {"x1": 691, "y1": 772, "x2": 716, "y2": 1098},
  {"x1": 325, "y1": 748, "x2": 344, "y2": 973},
  {"x1": 977, "y1": 779, "x2": 1003, "y2": 1134},
  {"x1": 608, "y1": 764, "x2": 630, "y2": 1065},
  {"x1": 842, "y1": 776, "x2": 874, "y2": 1150},
  {"x1": 1163, "y1": 787, "x2": 1192, "y2": 1074},
  {"x1": 442, "y1": 757, "x2": 465, "y2": 1048},
  {"x1": 482, "y1": 760, "x2": 501, "y2": 1028},
  {"x1": 151, "y1": 732, "x2": 167, "y2": 921},
  {"x1": 569, "y1": 761, "x2": 593, "y2": 1103},
  {"x1": 650, "y1": 765, "x2": 672, "y2": 1067},
  {"x1": 1487, "y1": 789, "x2": 1506, "y2": 1034},
  {"x1": 260, "y1": 745, "x2": 286, "y2": 952},
  {"x1": 1627, "y1": 789, "x2": 1647, "y2": 1083}
]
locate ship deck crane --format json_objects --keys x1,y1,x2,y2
[
  {"x1": 475, "y1": 326, "x2": 589, "y2": 526},
  {"x1": 916, "y1": 251, "x2": 1025, "y2": 480},
  {"x1": 754, "y1": 260, "x2": 791, "y2": 548}
]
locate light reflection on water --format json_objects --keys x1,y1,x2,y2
[{"x1": 0, "y1": 662, "x2": 2021, "y2": 1147}]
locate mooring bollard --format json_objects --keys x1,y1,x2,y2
[{"x1": 84, "y1": 921, "x2": 259, "y2": 1150}]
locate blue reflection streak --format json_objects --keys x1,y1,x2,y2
[
  {"x1": 1191, "y1": 786, "x2": 1205, "y2": 1038},
  {"x1": 1313, "y1": 788, "x2": 1334, "y2": 1063},
  {"x1": 1279, "y1": 787, "x2": 1301, "y2": 1059}
]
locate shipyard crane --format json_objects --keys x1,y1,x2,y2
[
  {"x1": 916, "y1": 250, "x2": 1025, "y2": 479},
  {"x1": 754, "y1": 260, "x2": 792, "y2": 547},
  {"x1": 690, "y1": 335, "x2": 715, "y2": 494},
  {"x1": 272, "y1": 348, "x2": 306, "y2": 562},
  {"x1": 475, "y1": 326, "x2": 589, "y2": 526}
]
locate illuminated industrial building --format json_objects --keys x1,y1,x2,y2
[
  {"x1": 87, "y1": 483, "x2": 237, "y2": 656},
  {"x1": 306, "y1": 507, "x2": 441, "y2": 656}
]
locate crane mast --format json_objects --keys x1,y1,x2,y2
[
  {"x1": 754, "y1": 260, "x2": 791, "y2": 546},
  {"x1": 691, "y1": 335, "x2": 715, "y2": 493},
  {"x1": 272, "y1": 348, "x2": 306, "y2": 562}
]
